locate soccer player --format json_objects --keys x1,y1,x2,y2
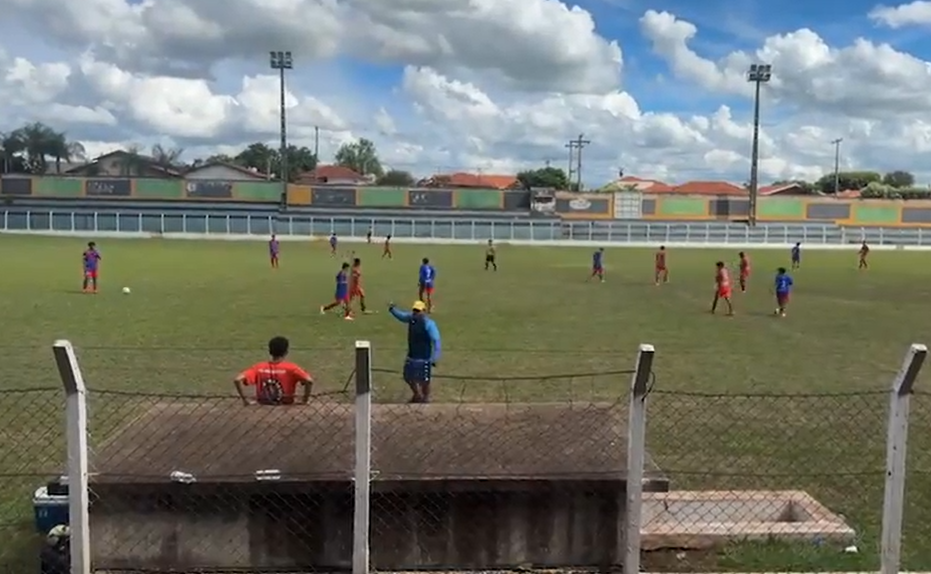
[
  {"x1": 233, "y1": 336, "x2": 314, "y2": 405},
  {"x1": 329, "y1": 233, "x2": 338, "y2": 256},
  {"x1": 484, "y1": 239, "x2": 497, "y2": 271},
  {"x1": 349, "y1": 257, "x2": 369, "y2": 314},
  {"x1": 320, "y1": 262, "x2": 353, "y2": 320},
  {"x1": 269, "y1": 234, "x2": 279, "y2": 268},
  {"x1": 738, "y1": 251, "x2": 751, "y2": 292},
  {"x1": 711, "y1": 261, "x2": 734, "y2": 316},
  {"x1": 82, "y1": 241, "x2": 101, "y2": 293},
  {"x1": 654, "y1": 246, "x2": 668, "y2": 285},
  {"x1": 418, "y1": 258, "x2": 436, "y2": 312},
  {"x1": 791, "y1": 242, "x2": 801, "y2": 269},
  {"x1": 366, "y1": 227, "x2": 373, "y2": 244},
  {"x1": 589, "y1": 248, "x2": 605, "y2": 282},
  {"x1": 858, "y1": 241, "x2": 870, "y2": 270},
  {"x1": 388, "y1": 301, "x2": 442, "y2": 403},
  {"x1": 382, "y1": 235, "x2": 392, "y2": 259},
  {"x1": 773, "y1": 267, "x2": 794, "y2": 317}
]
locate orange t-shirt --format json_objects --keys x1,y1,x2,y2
[
  {"x1": 239, "y1": 361, "x2": 311, "y2": 404},
  {"x1": 655, "y1": 251, "x2": 666, "y2": 268},
  {"x1": 350, "y1": 267, "x2": 362, "y2": 290},
  {"x1": 739, "y1": 257, "x2": 750, "y2": 275}
]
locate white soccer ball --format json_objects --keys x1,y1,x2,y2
[{"x1": 122, "y1": 287, "x2": 131, "y2": 294}]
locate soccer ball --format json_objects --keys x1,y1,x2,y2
[{"x1": 122, "y1": 287, "x2": 131, "y2": 294}]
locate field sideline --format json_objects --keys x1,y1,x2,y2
[{"x1": 1, "y1": 235, "x2": 930, "y2": 572}]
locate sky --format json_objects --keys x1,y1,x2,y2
[{"x1": 2, "y1": 0, "x2": 931, "y2": 187}]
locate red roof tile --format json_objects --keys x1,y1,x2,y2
[
  {"x1": 304, "y1": 165, "x2": 365, "y2": 182},
  {"x1": 671, "y1": 181, "x2": 747, "y2": 196},
  {"x1": 438, "y1": 172, "x2": 518, "y2": 189}
]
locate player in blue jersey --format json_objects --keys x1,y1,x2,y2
[
  {"x1": 82, "y1": 242, "x2": 102, "y2": 293},
  {"x1": 320, "y1": 262, "x2": 353, "y2": 320},
  {"x1": 329, "y1": 233, "x2": 338, "y2": 256},
  {"x1": 791, "y1": 242, "x2": 801, "y2": 269},
  {"x1": 418, "y1": 258, "x2": 436, "y2": 312},
  {"x1": 388, "y1": 300, "x2": 442, "y2": 403},
  {"x1": 589, "y1": 248, "x2": 605, "y2": 282},
  {"x1": 773, "y1": 267, "x2": 794, "y2": 317}
]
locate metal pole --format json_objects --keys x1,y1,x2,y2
[
  {"x1": 832, "y1": 138, "x2": 842, "y2": 195},
  {"x1": 279, "y1": 65, "x2": 288, "y2": 208},
  {"x1": 748, "y1": 79, "x2": 762, "y2": 227}
]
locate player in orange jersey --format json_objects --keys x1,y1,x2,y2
[
  {"x1": 711, "y1": 261, "x2": 734, "y2": 316},
  {"x1": 738, "y1": 251, "x2": 751, "y2": 292},
  {"x1": 858, "y1": 241, "x2": 869, "y2": 270},
  {"x1": 382, "y1": 235, "x2": 392, "y2": 259},
  {"x1": 654, "y1": 246, "x2": 668, "y2": 285},
  {"x1": 349, "y1": 257, "x2": 369, "y2": 314}
]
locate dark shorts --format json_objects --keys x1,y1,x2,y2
[
  {"x1": 486, "y1": 255, "x2": 495, "y2": 262},
  {"x1": 403, "y1": 358, "x2": 432, "y2": 383}
]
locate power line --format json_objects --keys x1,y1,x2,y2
[{"x1": 565, "y1": 134, "x2": 590, "y2": 190}]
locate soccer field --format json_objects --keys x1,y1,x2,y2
[{"x1": 1, "y1": 234, "x2": 930, "y2": 571}]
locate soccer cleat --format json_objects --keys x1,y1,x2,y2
[
  {"x1": 344, "y1": 315, "x2": 354, "y2": 321},
  {"x1": 319, "y1": 306, "x2": 325, "y2": 315}
]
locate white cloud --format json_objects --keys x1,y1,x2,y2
[
  {"x1": 869, "y1": 1, "x2": 931, "y2": 27},
  {"x1": 3, "y1": 2, "x2": 931, "y2": 186}
]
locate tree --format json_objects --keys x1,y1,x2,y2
[
  {"x1": 334, "y1": 138, "x2": 383, "y2": 177},
  {"x1": 882, "y1": 170, "x2": 915, "y2": 188},
  {"x1": 377, "y1": 169, "x2": 414, "y2": 186},
  {"x1": 232, "y1": 142, "x2": 315, "y2": 182},
  {"x1": 282, "y1": 144, "x2": 317, "y2": 181},
  {"x1": 0, "y1": 131, "x2": 26, "y2": 173},
  {"x1": 814, "y1": 171, "x2": 881, "y2": 194},
  {"x1": 516, "y1": 167, "x2": 570, "y2": 190},
  {"x1": 770, "y1": 179, "x2": 816, "y2": 194},
  {"x1": 151, "y1": 144, "x2": 183, "y2": 170},
  {"x1": 117, "y1": 145, "x2": 147, "y2": 176}
]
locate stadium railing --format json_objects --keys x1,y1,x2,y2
[
  {"x1": 3, "y1": 207, "x2": 931, "y2": 245},
  {"x1": 2, "y1": 341, "x2": 929, "y2": 573}
]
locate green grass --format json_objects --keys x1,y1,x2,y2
[{"x1": 0, "y1": 235, "x2": 930, "y2": 572}]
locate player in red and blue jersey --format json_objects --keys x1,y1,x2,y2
[
  {"x1": 418, "y1": 258, "x2": 436, "y2": 312},
  {"x1": 774, "y1": 267, "x2": 794, "y2": 317},
  {"x1": 269, "y1": 234, "x2": 279, "y2": 268},
  {"x1": 82, "y1": 242, "x2": 102, "y2": 293},
  {"x1": 589, "y1": 248, "x2": 605, "y2": 282},
  {"x1": 320, "y1": 262, "x2": 353, "y2": 320},
  {"x1": 329, "y1": 233, "x2": 338, "y2": 256}
]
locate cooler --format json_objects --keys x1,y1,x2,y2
[{"x1": 33, "y1": 485, "x2": 69, "y2": 534}]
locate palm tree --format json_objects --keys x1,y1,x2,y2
[
  {"x1": 46, "y1": 131, "x2": 86, "y2": 174},
  {"x1": 13, "y1": 122, "x2": 57, "y2": 174}
]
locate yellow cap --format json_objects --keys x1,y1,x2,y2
[{"x1": 412, "y1": 300, "x2": 427, "y2": 311}]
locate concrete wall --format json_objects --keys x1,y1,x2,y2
[{"x1": 90, "y1": 482, "x2": 624, "y2": 571}]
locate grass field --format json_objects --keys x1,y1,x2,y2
[{"x1": 1, "y1": 234, "x2": 930, "y2": 572}]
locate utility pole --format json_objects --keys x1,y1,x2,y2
[
  {"x1": 565, "y1": 134, "x2": 590, "y2": 191},
  {"x1": 746, "y1": 63, "x2": 772, "y2": 226},
  {"x1": 270, "y1": 51, "x2": 293, "y2": 208},
  {"x1": 831, "y1": 138, "x2": 843, "y2": 194},
  {"x1": 314, "y1": 126, "x2": 320, "y2": 165}
]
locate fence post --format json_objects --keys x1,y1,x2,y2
[
  {"x1": 52, "y1": 339, "x2": 91, "y2": 574},
  {"x1": 623, "y1": 343, "x2": 655, "y2": 574},
  {"x1": 881, "y1": 343, "x2": 926, "y2": 574},
  {"x1": 353, "y1": 340, "x2": 373, "y2": 574}
]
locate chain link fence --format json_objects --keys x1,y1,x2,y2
[
  {"x1": 5, "y1": 343, "x2": 931, "y2": 572},
  {"x1": 642, "y1": 388, "x2": 889, "y2": 572},
  {"x1": 0, "y1": 388, "x2": 64, "y2": 574}
]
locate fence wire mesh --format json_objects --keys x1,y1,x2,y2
[
  {"x1": 643, "y1": 388, "x2": 889, "y2": 572},
  {"x1": 903, "y1": 390, "x2": 931, "y2": 569}
]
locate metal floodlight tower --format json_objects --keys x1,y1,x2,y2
[
  {"x1": 270, "y1": 51, "x2": 293, "y2": 207},
  {"x1": 746, "y1": 63, "x2": 771, "y2": 226}
]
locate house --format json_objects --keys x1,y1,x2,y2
[
  {"x1": 62, "y1": 150, "x2": 181, "y2": 178},
  {"x1": 420, "y1": 172, "x2": 520, "y2": 190},
  {"x1": 670, "y1": 180, "x2": 747, "y2": 196},
  {"x1": 599, "y1": 176, "x2": 673, "y2": 192},
  {"x1": 297, "y1": 165, "x2": 369, "y2": 185},
  {"x1": 759, "y1": 182, "x2": 810, "y2": 196},
  {"x1": 184, "y1": 162, "x2": 270, "y2": 181}
]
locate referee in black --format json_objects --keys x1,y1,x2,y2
[{"x1": 388, "y1": 300, "x2": 442, "y2": 403}]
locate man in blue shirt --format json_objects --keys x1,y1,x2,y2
[
  {"x1": 774, "y1": 267, "x2": 794, "y2": 317},
  {"x1": 389, "y1": 300, "x2": 442, "y2": 403},
  {"x1": 589, "y1": 248, "x2": 604, "y2": 282},
  {"x1": 417, "y1": 258, "x2": 437, "y2": 312},
  {"x1": 791, "y1": 242, "x2": 801, "y2": 269}
]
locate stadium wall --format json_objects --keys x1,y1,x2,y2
[{"x1": 6, "y1": 175, "x2": 931, "y2": 227}]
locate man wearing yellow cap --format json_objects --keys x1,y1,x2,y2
[{"x1": 388, "y1": 300, "x2": 442, "y2": 403}]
